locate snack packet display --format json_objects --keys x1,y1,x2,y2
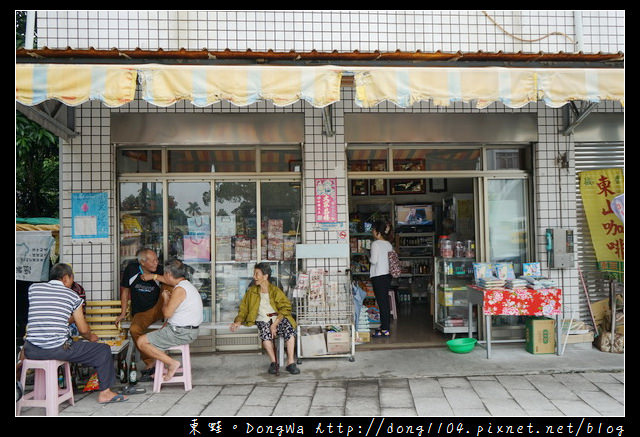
[{"x1": 83, "y1": 372, "x2": 100, "y2": 392}]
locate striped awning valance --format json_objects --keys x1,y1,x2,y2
[
  {"x1": 351, "y1": 66, "x2": 624, "y2": 109},
  {"x1": 16, "y1": 63, "x2": 623, "y2": 110}
]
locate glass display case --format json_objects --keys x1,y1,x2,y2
[{"x1": 433, "y1": 257, "x2": 476, "y2": 334}]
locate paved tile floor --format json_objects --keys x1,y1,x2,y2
[
  {"x1": 16, "y1": 344, "x2": 625, "y2": 418},
  {"x1": 16, "y1": 371, "x2": 624, "y2": 417}
]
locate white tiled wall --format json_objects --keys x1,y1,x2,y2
[
  {"x1": 36, "y1": 10, "x2": 624, "y2": 319},
  {"x1": 36, "y1": 10, "x2": 624, "y2": 54}
]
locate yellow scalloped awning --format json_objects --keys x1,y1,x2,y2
[
  {"x1": 137, "y1": 64, "x2": 343, "y2": 108},
  {"x1": 351, "y1": 66, "x2": 624, "y2": 109},
  {"x1": 16, "y1": 63, "x2": 138, "y2": 107},
  {"x1": 16, "y1": 64, "x2": 623, "y2": 110}
]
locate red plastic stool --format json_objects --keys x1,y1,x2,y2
[
  {"x1": 16, "y1": 359, "x2": 74, "y2": 416},
  {"x1": 153, "y1": 344, "x2": 192, "y2": 392}
]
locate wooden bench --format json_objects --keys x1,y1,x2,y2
[
  {"x1": 84, "y1": 300, "x2": 128, "y2": 340},
  {"x1": 79, "y1": 300, "x2": 130, "y2": 356}
]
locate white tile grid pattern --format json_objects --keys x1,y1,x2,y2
[{"x1": 36, "y1": 10, "x2": 624, "y2": 54}]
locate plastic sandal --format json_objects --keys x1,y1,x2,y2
[{"x1": 372, "y1": 329, "x2": 390, "y2": 337}]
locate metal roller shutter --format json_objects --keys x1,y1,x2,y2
[{"x1": 574, "y1": 142, "x2": 624, "y2": 325}]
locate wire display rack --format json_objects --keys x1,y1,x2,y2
[
  {"x1": 294, "y1": 268, "x2": 355, "y2": 362},
  {"x1": 293, "y1": 244, "x2": 355, "y2": 362}
]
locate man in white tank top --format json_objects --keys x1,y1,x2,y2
[{"x1": 137, "y1": 259, "x2": 203, "y2": 382}]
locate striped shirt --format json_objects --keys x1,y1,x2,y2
[{"x1": 26, "y1": 280, "x2": 83, "y2": 349}]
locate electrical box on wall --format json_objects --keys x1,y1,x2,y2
[{"x1": 546, "y1": 228, "x2": 575, "y2": 268}]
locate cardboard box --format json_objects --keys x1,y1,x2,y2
[
  {"x1": 356, "y1": 331, "x2": 370, "y2": 343},
  {"x1": 438, "y1": 290, "x2": 454, "y2": 306},
  {"x1": 326, "y1": 331, "x2": 351, "y2": 354},
  {"x1": 300, "y1": 333, "x2": 327, "y2": 356},
  {"x1": 525, "y1": 317, "x2": 556, "y2": 354},
  {"x1": 564, "y1": 332, "x2": 595, "y2": 344}
]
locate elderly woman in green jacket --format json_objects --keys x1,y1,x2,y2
[{"x1": 230, "y1": 262, "x2": 300, "y2": 375}]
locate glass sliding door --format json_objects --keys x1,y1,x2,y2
[
  {"x1": 214, "y1": 182, "x2": 257, "y2": 324},
  {"x1": 485, "y1": 178, "x2": 531, "y2": 338},
  {"x1": 118, "y1": 182, "x2": 164, "y2": 273},
  {"x1": 168, "y1": 182, "x2": 212, "y2": 323},
  {"x1": 260, "y1": 182, "x2": 302, "y2": 297},
  {"x1": 487, "y1": 178, "x2": 530, "y2": 272}
]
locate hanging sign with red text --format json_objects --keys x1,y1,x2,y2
[
  {"x1": 579, "y1": 168, "x2": 624, "y2": 280},
  {"x1": 314, "y1": 178, "x2": 338, "y2": 223}
]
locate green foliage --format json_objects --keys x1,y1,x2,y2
[{"x1": 16, "y1": 112, "x2": 60, "y2": 218}]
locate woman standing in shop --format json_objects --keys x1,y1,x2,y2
[{"x1": 369, "y1": 220, "x2": 394, "y2": 337}]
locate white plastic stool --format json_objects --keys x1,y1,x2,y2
[
  {"x1": 17, "y1": 359, "x2": 74, "y2": 416},
  {"x1": 388, "y1": 290, "x2": 397, "y2": 319},
  {"x1": 153, "y1": 344, "x2": 192, "y2": 392}
]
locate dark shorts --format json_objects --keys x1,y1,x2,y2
[{"x1": 255, "y1": 318, "x2": 296, "y2": 341}]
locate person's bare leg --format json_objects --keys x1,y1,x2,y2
[
  {"x1": 262, "y1": 340, "x2": 277, "y2": 363},
  {"x1": 285, "y1": 337, "x2": 296, "y2": 366},
  {"x1": 136, "y1": 334, "x2": 180, "y2": 381}
]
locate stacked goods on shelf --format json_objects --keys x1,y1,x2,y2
[
  {"x1": 267, "y1": 219, "x2": 283, "y2": 260},
  {"x1": 235, "y1": 237, "x2": 251, "y2": 261},
  {"x1": 522, "y1": 276, "x2": 557, "y2": 290},
  {"x1": 476, "y1": 277, "x2": 505, "y2": 290},
  {"x1": 505, "y1": 278, "x2": 528, "y2": 289}
]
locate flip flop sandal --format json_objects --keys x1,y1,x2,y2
[
  {"x1": 119, "y1": 385, "x2": 147, "y2": 395},
  {"x1": 99, "y1": 393, "x2": 128, "y2": 404},
  {"x1": 138, "y1": 373, "x2": 154, "y2": 382},
  {"x1": 372, "y1": 329, "x2": 390, "y2": 337}
]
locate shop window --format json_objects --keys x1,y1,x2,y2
[
  {"x1": 117, "y1": 150, "x2": 161, "y2": 173},
  {"x1": 260, "y1": 149, "x2": 303, "y2": 172},
  {"x1": 168, "y1": 182, "x2": 213, "y2": 323},
  {"x1": 346, "y1": 148, "x2": 388, "y2": 171},
  {"x1": 486, "y1": 148, "x2": 531, "y2": 170},
  {"x1": 118, "y1": 182, "x2": 164, "y2": 271},
  {"x1": 169, "y1": 149, "x2": 256, "y2": 173},
  {"x1": 393, "y1": 149, "x2": 481, "y2": 171}
]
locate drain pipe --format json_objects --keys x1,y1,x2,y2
[
  {"x1": 574, "y1": 11, "x2": 584, "y2": 52},
  {"x1": 25, "y1": 11, "x2": 36, "y2": 49}
]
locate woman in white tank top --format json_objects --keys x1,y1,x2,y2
[{"x1": 138, "y1": 258, "x2": 203, "y2": 382}]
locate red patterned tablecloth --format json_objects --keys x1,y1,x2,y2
[{"x1": 468, "y1": 285, "x2": 562, "y2": 316}]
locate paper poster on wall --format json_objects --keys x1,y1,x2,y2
[
  {"x1": 16, "y1": 231, "x2": 55, "y2": 281},
  {"x1": 72, "y1": 192, "x2": 109, "y2": 242},
  {"x1": 314, "y1": 178, "x2": 338, "y2": 223}
]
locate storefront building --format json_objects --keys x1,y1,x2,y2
[{"x1": 16, "y1": 11, "x2": 624, "y2": 352}]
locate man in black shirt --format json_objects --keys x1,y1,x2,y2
[{"x1": 116, "y1": 248, "x2": 165, "y2": 375}]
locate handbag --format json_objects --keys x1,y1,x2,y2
[
  {"x1": 183, "y1": 234, "x2": 211, "y2": 262},
  {"x1": 388, "y1": 250, "x2": 402, "y2": 278}
]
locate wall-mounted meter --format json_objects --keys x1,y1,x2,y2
[{"x1": 546, "y1": 228, "x2": 575, "y2": 268}]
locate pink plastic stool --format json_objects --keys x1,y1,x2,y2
[
  {"x1": 153, "y1": 344, "x2": 192, "y2": 392},
  {"x1": 16, "y1": 359, "x2": 74, "y2": 416},
  {"x1": 388, "y1": 290, "x2": 397, "y2": 319}
]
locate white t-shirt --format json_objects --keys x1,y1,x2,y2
[
  {"x1": 256, "y1": 292, "x2": 277, "y2": 323},
  {"x1": 168, "y1": 280, "x2": 204, "y2": 327},
  {"x1": 369, "y1": 239, "x2": 393, "y2": 278}
]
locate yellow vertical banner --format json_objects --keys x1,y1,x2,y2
[{"x1": 579, "y1": 168, "x2": 624, "y2": 280}]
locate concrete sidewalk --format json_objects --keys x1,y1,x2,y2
[{"x1": 17, "y1": 343, "x2": 624, "y2": 417}]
